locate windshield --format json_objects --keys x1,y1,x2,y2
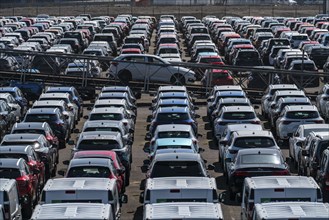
[
  {"x1": 234, "y1": 137, "x2": 275, "y2": 148},
  {"x1": 0, "y1": 153, "x2": 29, "y2": 161},
  {"x1": 150, "y1": 161, "x2": 204, "y2": 178},
  {"x1": 156, "y1": 113, "x2": 190, "y2": 121},
  {"x1": 78, "y1": 140, "x2": 120, "y2": 150},
  {"x1": 67, "y1": 166, "x2": 110, "y2": 178},
  {"x1": 0, "y1": 168, "x2": 21, "y2": 179},
  {"x1": 286, "y1": 111, "x2": 319, "y2": 119},
  {"x1": 12, "y1": 129, "x2": 46, "y2": 136},
  {"x1": 241, "y1": 154, "x2": 282, "y2": 164},
  {"x1": 223, "y1": 112, "x2": 255, "y2": 120},
  {"x1": 89, "y1": 113, "x2": 123, "y2": 121}
]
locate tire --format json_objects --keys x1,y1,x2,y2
[
  {"x1": 22, "y1": 197, "x2": 33, "y2": 219},
  {"x1": 170, "y1": 74, "x2": 186, "y2": 85},
  {"x1": 118, "y1": 70, "x2": 132, "y2": 85}
]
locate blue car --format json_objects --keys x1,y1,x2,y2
[
  {"x1": 149, "y1": 107, "x2": 198, "y2": 136},
  {"x1": 0, "y1": 87, "x2": 28, "y2": 115}
]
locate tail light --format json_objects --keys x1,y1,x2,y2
[
  {"x1": 251, "y1": 120, "x2": 260, "y2": 124},
  {"x1": 46, "y1": 135, "x2": 54, "y2": 142},
  {"x1": 233, "y1": 171, "x2": 248, "y2": 177},
  {"x1": 111, "y1": 61, "x2": 118, "y2": 66},
  {"x1": 272, "y1": 170, "x2": 290, "y2": 175},
  {"x1": 313, "y1": 120, "x2": 324, "y2": 124}
]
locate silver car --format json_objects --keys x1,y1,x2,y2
[
  {"x1": 316, "y1": 84, "x2": 329, "y2": 117},
  {"x1": 108, "y1": 54, "x2": 196, "y2": 85}
]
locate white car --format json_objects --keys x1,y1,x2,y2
[
  {"x1": 276, "y1": 105, "x2": 324, "y2": 140},
  {"x1": 289, "y1": 123, "x2": 329, "y2": 165},
  {"x1": 108, "y1": 54, "x2": 196, "y2": 85},
  {"x1": 316, "y1": 84, "x2": 329, "y2": 117}
]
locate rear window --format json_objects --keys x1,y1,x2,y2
[
  {"x1": 89, "y1": 113, "x2": 123, "y2": 121},
  {"x1": 234, "y1": 137, "x2": 275, "y2": 148},
  {"x1": 25, "y1": 114, "x2": 58, "y2": 122},
  {"x1": 0, "y1": 153, "x2": 29, "y2": 161},
  {"x1": 156, "y1": 113, "x2": 189, "y2": 121},
  {"x1": 84, "y1": 127, "x2": 121, "y2": 133},
  {"x1": 285, "y1": 111, "x2": 319, "y2": 119},
  {"x1": 157, "y1": 145, "x2": 191, "y2": 150},
  {"x1": 200, "y1": 57, "x2": 222, "y2": 63},
  {"x1": 223, "y1": 112, "x2": 255, "y2": 120},
  {"x1": 0, "y1": 168, "x2": 21, "y2": 179},
  {"x1": 78, "y1": 140, "x2": 120, "y2": 150},
  {"x1": 158, "y1": 131, "x2": 190, "y2": 138},
  {"x1": 150, "y1": 161, "x2": 204, "y2": 178},
  {"x1": 291, "y1": 35, "x2": 308, "y2": 40},
  {"x1": 241, "y1": 154, "x2": 282, "y2": 164},
  {"x1": 66, "y1": 166, "x2": 110, "y2": 178}
]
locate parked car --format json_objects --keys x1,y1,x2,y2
[
  {"x1": 108, "y1": 54, "x2": 196, "y2": 85},
  {"x1": 226, "y1": 148, "x2": 290, "y2": 200},
  {"x1": 0, "y1": 158, "x2": 39, "y2": 218},
  {"x1": 0, "y1": 87, "x2": 28, "y2": 116}
]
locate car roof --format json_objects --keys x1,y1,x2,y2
[
  {"x1": 158, "y1": 99, "x2": 189, "y2": 105},
  {"x1": 222, "y1": 105, "x2": 255, "y2": 112},
  {"x1": 284, "y1": 105, "x2": 318, "y2": 111},
  {"x1": 69, "y1": 158, "x2": 112, "y2": 167},
  {"x1": 299, "y1": 123, "x2": 329, "y2": 129},
  {"x1": 0, "y1": 158, "x2": 23, "y2": 168},
  {"x1": 237, "y1": 148, "x2": 281, "y2": 156},
  {"x1": 78, "y1": 131, "x2": 121, "y2": 140},
  {"x1": 2, "y1": 133, "x2": 44, "y2": 141},
  {"x1": 234, "y1": 130, "x2": 273, "y2": 137},
  {"x1": 26, "y1": 107, "x2": 59, "y2": 114},
  {"x1": 275, "y1": 90, "x2": 305, "y2": 95},
  {"x1": 155, "y1": 124, "x2": 193, "y2": 132},
  {"x1": 278, "y1": 97, "x2": 310, "y2": 103},
  {"x1": 156, "y1": 138, "x2": 193, "y2": 146},
  {"x1": 246, "y1": 176, "x2": 319, "y2": 189},
  {"x1": 153, "y1": 152, "x2": 201, "y2": 161},
  {"x1": 218, "y1": 97, "x2": 250, "y2": 104},
  {"x1": 0, "y1": 145, "x2": 31, "y2": 154},
  {"x1": 83, "y1": 120, "x2": 122, "y2": 128},
  {"x1": 90, "y1": 107, "x2": 124, "y2": 114},
  {"x1": 94, "y1": 99, "x2": 126, "y2": 105},
  {"x1": 40, "y1": 93, "x2": 70, "y2": 98},
  {"x1": 146, "y1": 177, "x2": 217, "y2": 190}
]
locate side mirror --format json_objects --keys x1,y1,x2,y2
[
  {"x1": 139, "y1": 192, "x2": 144, "y2": 203},
  {"x1": 67, "y1": 140, "x2": 75, "y2": 145},
  {"x1": 121, "y1": 194, "x2": 128, "y2": 204},
  {"x1": 83, "y1": 115, "x2": 89, "y2": 119},
  {"x1": 207, "y1": 164, "x2": 215, "y2": 170},
  {"x1": 57, "y1": 170, "x2": 65, "y2": 176}
]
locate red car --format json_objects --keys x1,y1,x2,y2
[
  {"x1": 0, "y1": 158, "x2": 39, "y2": 218},
  {"x1": 0, "y1": 145, "x2": 46, "y2": 188},
  {"x1": 201, "y1": 69, "x2": 234, "y2": 87},
  {"x1": 72, "y1": 150, "x2": 126, "y2": 188}
]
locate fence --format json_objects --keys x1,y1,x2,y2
[
  {"x1": 0, "y1": 2, "x2": 324, "y2": 17},
  {"x1": 0, "y1": 49, "x2": 325, "y2": 101}
]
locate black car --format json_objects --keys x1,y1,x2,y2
[
  {"x1": 23, "y1": 108, "x2": 70, "y2": 149},
  {"x1": 226, "y1": 148, "x2": 290, "y2": 200}
]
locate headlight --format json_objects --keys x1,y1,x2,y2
[{"x1": 34, "y1": 142, "x2": 41, "y2": 149}]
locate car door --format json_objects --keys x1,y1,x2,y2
[
  {"x1": 123, "y1": 55, "x2": 147, "y2": 81},
  {"x1": 146, "y1": 57, "x2": 173, "y2": 82}
]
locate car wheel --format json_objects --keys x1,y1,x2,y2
[
  {"x1": 118, "y1": 70, "x2": 132, "y2": 85},
  {"x1": 170, "y1": 74, "x2": 186, "y2": 85}
]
